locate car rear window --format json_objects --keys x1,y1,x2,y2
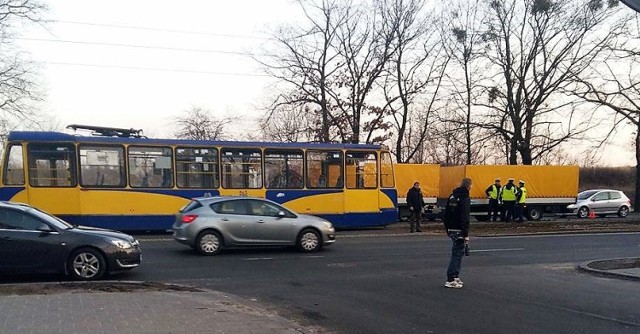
[
  {"x1": 609, "y1": 192, "x2": 622, "y2": 200},
  {"x1": 180, "y1": 200, "x2": 202, "y2": 213}
]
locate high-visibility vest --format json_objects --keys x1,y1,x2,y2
[
  {"x1": 518, "y1": 187, "x2": 527, "y2": 204},
  {"x1": 502, "y1": 185, "x2": 517, "y2": 201},
  {"x1": 488, "y1": 185, "x2": 499, "y2": 199}
]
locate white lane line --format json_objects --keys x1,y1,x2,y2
[
  {"x1": 479, "y1": 232, "x2": 640, "y2": 239},
  {"x1": 243, "y1": 257, "x2": 274, "y2": 261},
  {"x1": 471, "y1": 248, "x2": 524, "y2": 253}
]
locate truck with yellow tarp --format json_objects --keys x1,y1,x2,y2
[
  {"x1": 438, "y1": 165, "x2": 579, "y2": 221},
  {"x1": 394, "y1": 164, "x2": 440, "y2": 221}
]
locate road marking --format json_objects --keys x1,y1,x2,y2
[
  {"x1": 478, "y1": 232, "x2": 640, "y2": 239},
  {"x1": 243, "y1": 257, "x2": 274, "y2": 261},
  {"x1": 471, "y1": 248, "x2": 524, "y2": 253}
]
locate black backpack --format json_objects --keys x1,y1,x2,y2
[{"x1": 443, "y1": 192, "x2": 461, "y2": 228}]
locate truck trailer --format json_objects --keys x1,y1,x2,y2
[
  {"x1": 394, "y1": 164, "x2": 440, "y2": 221},
  {"x1": 438, "y1": 165, "x2": 579, "y2": 221}
]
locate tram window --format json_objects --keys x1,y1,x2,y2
[
  {"x1": 346, "y1": 151, "x2": 377, "y2": 189},
  {"x1": 128, "y1": 146, "x2": 174, "y2": 188},
  {"x1": 27, "y1": 143, "x2": 77, "y2": 187},
  {"x1": 176, "y1": 147, "x2": 219, "y2": 189},
  {"x1": 380, "y1": 152, "x2": 395, "y2": 188},
  {"x1": 79, "y1": 145, "x2": 125, "y2": 187},
  {"x1": 3, "y1": 144, "x2": 25, "y2": 185},
  {"x1": 221, "y1": 148, "x2": 262, "y2": 189},
  {"x1": 265, "y1": 150, "x2": 303, "y2": 189},
  {"x1": 306, "y1": 151, "x2": 343, "y2": 189}
]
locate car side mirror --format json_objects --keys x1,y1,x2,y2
[
  {"x1": 591, "y1": 198, "x2": 597, "y2": 202},
  {"x1": 37, "y1": 223, "x2": 54, "y2": 233},
  {"x1": 278, "y1": 211, "x2": 287, "y2": 218}
]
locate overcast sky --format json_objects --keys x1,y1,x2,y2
[{"x1": 15, "y1": 0, "x2": 637, "y2": 166}]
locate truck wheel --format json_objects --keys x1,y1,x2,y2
[
  {"x1": 526, "y1": 206, "x2": 543, "y2": 221},
  {"x1": 475, "y1": 215, "x2": 489, "y2": 222}
]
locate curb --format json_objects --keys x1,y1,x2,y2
[{"x1": 577, "y1": 258, "x2": 640, "y2": 281}]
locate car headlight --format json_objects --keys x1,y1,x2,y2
[
  {"x1": 322, "y1": 221, "x2": 334, "y2": 229},
  {"x1": 108, "y1": 239, "x2": 133, "y2": 249}
]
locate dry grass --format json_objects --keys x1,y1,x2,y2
[{"x1": 580, "y1": 166, "x2": 635, "y2": 201}]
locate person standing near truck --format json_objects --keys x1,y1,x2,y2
[
  {"x1": 443, "y1": 177, "x2": 472, "y2": 288},
  {"x1": 501, "y1": 178, "x2": 517, "y2": 222},
  {"x1": 485, "y1": 178, "x2": 502, "y2": 222},
  {"x1": 515, "y1": 180, "x2": 527, "y2": 223},
  {"x1": 406, "y1": 182, "x2": 425, "y2": 233}
]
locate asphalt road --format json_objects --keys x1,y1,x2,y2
[
  {"x1": 2, "y1": 231, "x2": 639, "y2": 333},
  {"x1": 129, "y1": 231, "x2": 640, "y2": 334}
]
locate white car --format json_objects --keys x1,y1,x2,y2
[{"x1": 567, "y1": 189, "x2": 632, "y2": 218}]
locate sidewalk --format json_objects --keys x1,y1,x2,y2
[
  {"x1": 0, "y1": 282, "x2": 323, "y2": 334},
  {"x1": 578, "y1": 258, "x2": 640, "y2": 281}
]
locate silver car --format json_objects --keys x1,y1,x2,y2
[
  {"x1": 567, "y1": 189, "x2": 632, "y2": 218},
  {"x1": 172, "y1": 197, "x2": 336, "y2": 255}
]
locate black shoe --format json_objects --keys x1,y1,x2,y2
[
  {"x1": 410, "y1": 230, "x2": 415, "y2": 233},
  {"x1": 415, "y1": 229, "x2": 422, "y2": 232}
]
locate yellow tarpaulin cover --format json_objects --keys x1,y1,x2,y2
[
  {"x1": 394, "y1": 164, "x2": 440, "y2": 198},
  {"x1": 439, "y1": 165, "x2": 579, "y2": 199}
]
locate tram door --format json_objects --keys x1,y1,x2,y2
[{"x1": 343, "y1": 151, "x2": 379, "y2": 225}]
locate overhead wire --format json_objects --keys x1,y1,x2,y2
[
  {"x1": 42, "y1": 61, "x2": 270, "y2": 77},
  {"x1": 49, "y1": 20, "x2": 274, "y2": 41}
]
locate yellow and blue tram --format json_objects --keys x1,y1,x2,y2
[{"x1": 0, "y1": 127, "x2": 397, "y2": 230}]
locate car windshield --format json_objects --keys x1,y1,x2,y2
[
  {"x1": 27, "y1": 207, "x2": 74, "y2": 230},
  {"x1": 578, "y1": 190, "x2": 599, "y2": 200}
]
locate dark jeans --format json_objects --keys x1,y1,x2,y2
[
  {"x1": 447, "y1": 230, "x2": 465, "y2": 281},
  {"x1": 503, "y1": 201, "x2": 516, "y2": 222},
  {"x1": 488, "y1": 199, "x2": 500, "y2": 221},
  {"x1": 515, "y1": 203, "x2": 525, "y2": 222},
  {"x1": 410, "y1": 210, "x2": 422, "y2": 232}
]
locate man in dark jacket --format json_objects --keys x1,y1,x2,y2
[
  {"x1": 443, "y1": 178, "x2": 472, "y2": 289},
  {"x1": 406, "y1": 182, "x2": 425, "y2": 233}
]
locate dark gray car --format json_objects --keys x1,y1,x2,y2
[
  {"x1": 0, "y1": 201, "x2": 141, "y2": 280},
  {"x1": 172, "y1": 197, "x2": 336, "y2": 255}
]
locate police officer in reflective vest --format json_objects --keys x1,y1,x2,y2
[
  {"x1": 515, "y1": 180, "x2": 527, "y2": 223},
  {"x1": 501, "y1": 178, "x2": 517, "y2": 222},
  {"x1": 485, "y1": 178, "x2": 502, "y2": 222}
]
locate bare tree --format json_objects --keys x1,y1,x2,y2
[
  {"x1": 329, "y1": 0, "x2": 399, "y2": 143},
  {"x1": 259, "y1": 104, "x2": 318, "y2": 142},
  {"x1": 173, "y1": 107, "x2": 235, "y2": 141},
  {"x1": 478, "y1": 0, "x2": 627, "y2": 164},
  {"x1": 381, "y1": 0, "x2": 450, "y2": 162},
  {"x1": 440, "y1": 0, "x2": 488, "y2": 164},
  {"x1": 573, "y1": 44, "x2": 640, "y2": 205},
  {"x1": 0, "y1": 1, "x2": 46, "y2": 126},
  {"x1": 259, "y1": 0, "x2": 349, "y2": 142}
]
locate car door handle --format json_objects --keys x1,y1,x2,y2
[
  {"x1": 220, "y1": 218, "x2": 229, "y2": 222},
  {"x1": 257, "y1": 220, "x2": 265, "y2": 223}
]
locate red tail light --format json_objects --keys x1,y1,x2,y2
[{"x1": 181, "y1": 215, "x2": 198, "y2": 223}]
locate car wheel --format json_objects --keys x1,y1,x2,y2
[
  {"x1": 196, "y1": 230, "x2": 223, "y2": 256},
  {"x1": 297, "y1": 229, "x2": 321, "y2": 253},
  {"x1": 526, "y1": 206, "x2": 543, "y2": 221},
  {"x1": 67, "y1": 247, "x2": 107, "y2": 281},
  {"x1": 618, "y1": 206, "x2": 629, "y2": 218},
  {"x1": 577, "y1": 206, "x2": 589, "y2": 219}
]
